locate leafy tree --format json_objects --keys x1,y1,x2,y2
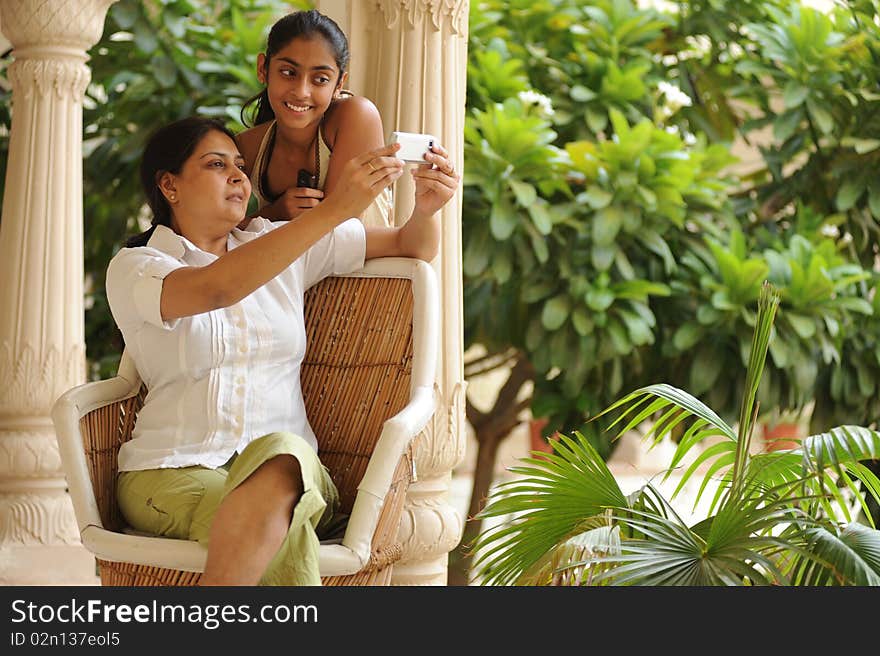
[{"x1": 454, "y1": 0, "x2": 880, "y2": 584}]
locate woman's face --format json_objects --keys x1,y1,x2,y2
[
  {"x1": 161, "y1": 130, "x2": 252, "y2": 237},
  {"x1": 258, "y1": 35, "x2": 347, "y2": 131}
]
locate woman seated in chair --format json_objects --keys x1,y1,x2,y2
[{"x1": 105, "y1": 116, "x2": 458, "y2": 586}]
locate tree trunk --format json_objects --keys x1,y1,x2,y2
[{"x1": 448, "y1": 353, "x2": 533, "y2": 586}]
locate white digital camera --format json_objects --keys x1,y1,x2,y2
[{"x1": 389, "y1": 131, "x2": 436, "y2": 163}]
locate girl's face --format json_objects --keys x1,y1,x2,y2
[
  {"x1": 258, "y1": 35, "x2": 347, "y2": 131},
  {"x1": 160, "y1": 130, "x2": 252, "y2": 238}
]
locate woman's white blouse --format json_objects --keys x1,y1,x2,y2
[{"x1": 105, "y1": 218, "x2": 366, "y2": 472}]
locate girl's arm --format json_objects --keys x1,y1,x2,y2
[
  {"x1": 160, "y1": 146, "x2": 403, "y2": 321},
  {"x1": 365, "y1": 143, "x2": 460, "y2": 262},
  {"x1": 323, "y1": 96, "x2": 386, "y2": 195}
]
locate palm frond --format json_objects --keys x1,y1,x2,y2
[
  {"x1": 731, "y1": 282, "x2": 780, "y2": 494},
  {"x1": 789, "y1": 524, "x2": 880, "y2": 586},
  {"x1": 472, "y1": 431, "x2": 628, "y2": 586}
]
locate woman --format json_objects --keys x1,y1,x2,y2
[
  {"x1": 106, "y1": 116, "x2": 458, "y2": 585},
  {"x1": 237, "y1": 9, "x2": 392, "y2": 227}
]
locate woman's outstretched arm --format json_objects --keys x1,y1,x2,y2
[
  {"x1": 159, "y1": 146, "x2": 402, "y2": 321},
  {"x1": 364, "y1": 143, "x2": 459, "y2": 262}
]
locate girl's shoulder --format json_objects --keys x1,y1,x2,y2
[
  {"x1": 235, "y1": 121, "x2": 274, "y2": 171},
  {"x1": 324, "y1": 95, "x2": 382, "y2": 147}
]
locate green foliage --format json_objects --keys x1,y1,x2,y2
[
  {"x1": 463, "y1": 0, "x2": 880, "y2": 456},
  {"x1": 473, "y1": 282, "x2": 880, "y2": 586}
]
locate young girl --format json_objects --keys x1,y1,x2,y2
[
  {"x1": 236, "y1": 9, "x2": 393, "y2": 227},
  {"x1": 106, "y1": 116, "x2": 458, "y2": 585}
]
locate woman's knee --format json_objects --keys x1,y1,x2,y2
[{"x1": 252, "y1": 454, "x2": 304, "y2": 499}]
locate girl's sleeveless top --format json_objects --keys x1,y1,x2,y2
[{"x1": 250, "y1": 119, "x2": 393, "y2": 228}]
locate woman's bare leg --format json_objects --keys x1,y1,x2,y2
[{"x1": 199, "y1": 454, "x2": 303, "y2": 585}]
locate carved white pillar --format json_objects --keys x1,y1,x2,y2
[
  {"x1": 0, "y1": 0, "x2": 115, "y2": 584},
  {"x1": 318, "y1": 0, "x2": 468, "y2": 584}
]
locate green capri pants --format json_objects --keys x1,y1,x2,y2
[{"x1": 116, "y1": 432, "x2": 346, "y2": 586}]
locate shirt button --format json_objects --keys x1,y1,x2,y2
[
  {"x1": 236, "y1": 376, "x2": 245, "y2": 385},
  {"x1": 238, "y1": 344, "x2": 247, "y2": 354},
  {"x1": 236, "y1": 387, "x2": 245, "y2": 397}
]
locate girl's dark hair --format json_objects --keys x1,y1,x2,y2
[
  {"x1": 241, "y1": 9, "x2": 350, "y2": 127},
  {"x1": 126, "y1": 116, "x2": 236, "y2": 248}
]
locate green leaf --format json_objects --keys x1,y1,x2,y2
[
  {"x1": 463, "y1": 227, "x2": 490, "y2": 276},
  {"x1": 593, "y1": 206, "x2": 624, "y2": 247},
  {"x1": 132, "y1": 21, "x2": 159, "y2": 54},
  {"x1": 786, "y1": 313, "x2": 816, "y2": 339},
  {"x1": 591, "y1": 245, "x2": 616, "y2": 271},
  {"x1": 522, "y1": 280, "x2": 556, "y2": 303},
  {"x1": 673, "y1": 322, "x2": 703, "y2": 351},
  {"x1": 637, "y1": 230, "x2": 676, "y2": 274},
  {"x1": 842, "y1": 137, "x2": 880, "y2": 155},
  {"x1": 491, "y1": 248, "x2": 512, "y2": 283},
  {"x1": 586, "y1": 288, "x2": 615, "y2": 312},
  {"x1": 689, "y1": 344, "x2": 724, "y2": 395},
  {"x1": 542, "y1": 294, "x2": 571, "y2": 331},
  {"x1": 586, "y1": 108, "x2": 607, "y2": 133},
  {"x1": 618, "y1": 309, "x2": 653, "y2": 346},
  {"x1": 111, "y1": 1, "x2": 139, "y2": 29},
  {"x1": 583, "y1": 186, "x2": 613, "y2": 209},
  {"x1": 509, "y1": 179, "x2": 537, "y2": 207},
  {"x1": 807, "y1": 98, "x2": 834, "y2": 135},
  {"x1": 782, "y1": 82, "x2": 809, "y2": 108},
  {"x1": 490, "y1": 195, "x2": 519, "y2": 240},
  {"x1": 571, "y1": 85, "x2": 597, "y2": 102},
  {"x1": 773, "y1": 109, "x2": 802, "y2": 142},
  {"x1": 152, "y1": 55, "x2": 177, "y2": 88},
  {"x1": 163, "y1": 13, "x2": 187, "y2": 38},
  {"x1": 528, "y1": 201, "x2": 553, "y2": 235},
  {"x1": 870, "y1": 185, "x2": 880, "y2": 218},
  {"x1": 572, "y1": 308, "x2": 595, "y2": 336},
  {"x1": 836, "y1": 180, "x2": 864, "y2": 211}
]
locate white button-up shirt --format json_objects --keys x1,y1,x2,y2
[{"x1": 105, "y1": 217, "x2": 366, "y2": 472}]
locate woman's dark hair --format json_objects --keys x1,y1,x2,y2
[
  {"x1": 126, "y1": 116, "x2": 236, "y2": 248},
  {"x1": 241, "y1": 9, "x2": 350, "y2": 127}
]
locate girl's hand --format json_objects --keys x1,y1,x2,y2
[
  {"x1": 273, "y1": 186, "x2": 325, "y2": 220},
  {"x1": 412, "y1": 143, "x2": 460, "y2": 218},
  {"x1": 329, "y1": 143, "x2": 404, "y2": 219}
]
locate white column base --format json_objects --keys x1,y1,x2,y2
[{"x1": 0, "y1": 544, "x2": 99, "y2": 585}]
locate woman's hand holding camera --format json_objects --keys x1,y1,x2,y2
[
  {"x1": 411, "y1": 143, "x2": 459, "y2": 219},
  {"x1": 327, "y1": 143, "x2": 404, "y2": 220}
]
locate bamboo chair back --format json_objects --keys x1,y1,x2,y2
[{"x1": 78, "y1": 275, "x2": 415, "y2": 585}]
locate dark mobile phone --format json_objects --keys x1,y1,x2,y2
[{"x1": 297, "y1": 169, "x2": 318, "y2": 189}]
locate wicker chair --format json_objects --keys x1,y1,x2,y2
[{"x1": 52, "y1": 257, "x2": 438, "y2": 586}]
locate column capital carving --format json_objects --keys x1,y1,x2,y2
[
  {"x1": 0, "y1": 431, "x2": 63, "y2": 478},
  {"x1": 0, "y1": 341, "x2": 86, "y2": 415},
  {"x1": 374, "y1": 0, "x2": 468, "y2": 35},
  {"x1": 0, "y1": 0, "x2": 116, "y2": 55},
  {"x1": 412, "y1": 383, "x2": 467, "y2": 478},
  {"x1": 398, "y1": 490, "x2": 464, "y2": 561},
  {"x1": 0, "y1": 493, "x2": 81, "y2": 545},
  {"x1": 7, "y1": 58, "x2": 91, "y2": 99}
]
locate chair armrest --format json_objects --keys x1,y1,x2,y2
[
  {"x1": 51, "y1": 374, "x2": 141, "y2": 533},
  {"x1": 338, "y1": 257, "x2": 439, "y2": 392},
  {"x1": 340, "y1": 384, "x2": 436, "y2": 567},
  {"x1": 331, "y1": 258, "x2": 439, "y2": 569}
]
